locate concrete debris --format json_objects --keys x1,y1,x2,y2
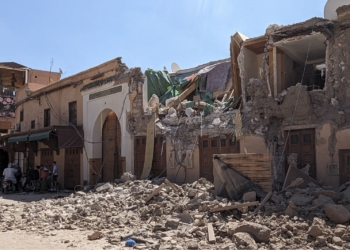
[
  {"x1": 1, "y1": 177, "x2": 350, "y2": 249},
  {"x1": 120, "y1": 172, "x2": 136, "y2": 183}
]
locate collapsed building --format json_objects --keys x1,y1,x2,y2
[{"x1": 130, "y1": 3, "x2": 350, "y2": 194}]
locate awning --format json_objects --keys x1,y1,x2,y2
[
  {"x1": 28, "y1": 131, "x2": 51, "y2": 142},
  {"x1": 8, "y1": 135, "x2": 28, "y2": 143},
  {"x1": 57, "y1": 128, "x2": 84, "y2": 148}
]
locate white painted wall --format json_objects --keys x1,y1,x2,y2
[{"x1": 81, "y1": 82, "x2": 133, "y2": 183}]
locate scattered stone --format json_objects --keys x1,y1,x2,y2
[
  {"x1": 88, "y1": 231, "x2": 102, "y2": 240},
  {"x1": 227, "y1": 221, "x2": 271, "y2": 243},
  {"x1": 289, "y1": 193, "x2": 315, "y2": 206},
  {"x1": 312, "y1": 194, "x2": 334, "y2": 207},
  {"x1": 324, "y1": 204, "x2": 350, "y2": 224},
  {"x1": 307, "y1": 218, "x2": 328, "y2": 238},
  {"x1": 233, "y1": 232, "x2": 257, "y2": 250},
  {"x1": 243, "y1": 191, "x2": 256, "y2": 202}
]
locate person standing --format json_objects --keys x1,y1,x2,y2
[
  {"x1": 2, "y1": 163, "x2": 16, "y2": 185},
  {"x1": 13, "y1": 163, "x2": 22, "y2": 191},
  {"x1": 52, "y1": 161, "x2": 58, "y2": 191}
]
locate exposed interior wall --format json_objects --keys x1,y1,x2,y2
[
  {"x1": 239, "y1": 135, "x2": 269, "y2": 154},
  {"x1": 315, "y1": 123, "x2": 334, "y2": 186},
  {"x1": 166, "y1": 137, "x2": 200, "y2": 184},
  {"x1": 285, "y1": 54, "x2": 294, "y2": 88},
  {"x1": 243, "y1": 48, "x2": 258, "y2": 86}
]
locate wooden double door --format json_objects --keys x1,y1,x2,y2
[
  {"x1": 199, "y1": 135, "x2": 240, "y2": 182},
  {"x1": 64, "y1": 148, "x2": 81, "y2": 189},
  {"x1": 134, "y1": 135, "x2": 166, "y2": 179},
  {"x1": 285, "y1": 129, "x2": 316, "y2": 178},
  {"x1": 102, "y1": 111, "x2": 122, "y2": 182}
]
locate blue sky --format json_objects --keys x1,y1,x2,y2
[{"x1": 1, "y1": 0, "x2": 327, "y2": 77}]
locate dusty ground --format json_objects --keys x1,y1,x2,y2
[{"x1": 0, "y1": 192, "x2": 112, "y2": 250}]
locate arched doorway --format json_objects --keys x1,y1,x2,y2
[{"x1": 102, "y1": 111, "x2": 122, "y2": 182}]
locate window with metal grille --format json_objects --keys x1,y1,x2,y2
[
  {"x1": 44, "y1": 109, "x2": 50, "y2": 127},
  {"x1": 69, "y1": 101, "x2": 77, "y2": 125},
  {"x1": 31, "y1": 120, "x2": 35, "y2": 129}
]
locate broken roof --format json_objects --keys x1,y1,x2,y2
[{"x1": 271, "y1": 17, "x2": 332, "y2": 41}]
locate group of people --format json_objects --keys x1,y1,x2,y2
[{"x1": 2, "y1": 161, "x2": 59, "y2": 192}]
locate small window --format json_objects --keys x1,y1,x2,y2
[
  {"x1": 69, "y1": 101, "x2": 77, "y2": 125},
  {"x1": 142, "y1": 138, "x2": 146, "y2": 144},
  {"x1": 221, "y1": 139, "x2": 226, "y2": 147},
  {"x1": 291, "y1": 135, "x2": 299, "y2": 144},
  {"x1": 303, "y1": 134, "x2": 311, "y2": 144},
  {"x1": 44, "y1": 109, "x2": 50, "y2": 127},
  {"x1": 230, "y1": 139, "x2": 236, "y2": 147},
  {"x1": 203, "y1": 140, "x2": 208, "y2": 148},
  {"x1": 211, "y1": 140, "x2": 217, "y2": 148},
  {"x1": 347, "y1": 156, "x2": 350, "y2": 166},
  {"x1": 31, "y1": 120, "x2": 35, "y2": 129},
  {"x1": 137, "y1": 139, "x2": 140, "y2": 145},
  {"x1": 20, "y1": 110, "x2": 23, "y2": 122}
]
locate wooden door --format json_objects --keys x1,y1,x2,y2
[
  {"x1": 89, "y1": 158, "x2": 102, "y2": 185},
  {"x1": 285, "y1": 129, "x2": 316, "y2": 178},
  {"x1": 339, "y1": 149, "x2": 350, "y2": 185},
  {"x1": 102, "y1": 111, "x2": 121, "y2": 182},
  {"x1": 199, "y1": 135, "x2": 240, "y2": 182},
  {"x1": 134, "y1": 135, "x2": 166, "y2": 179},
  {"x1": 40, "y1": 149, "x2": 53, "y2": 169},
  {"x1": 64, "y1": 148, "x2": 81, "y2": 189}
]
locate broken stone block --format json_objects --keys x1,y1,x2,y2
[
  {"x1": 332, "y1": 236, "x2": 344, "y2": 246},
  {"x1": 75, "y1": 191, "x2": 86, "y2": 197},
  {"x1": 307, "y1": 218, "x2": 329, "y2": 238},
  {"x1": 178, "y1": 213, "x2": 193, "y2": 224},
  {"x1": 242, "y1": 191, "x2": 256, "y2": 202},
  {"x1": 312, "y1": 190, "x2": 341, "y2": 201},
  {"x1": 120, "y1": 172, "x2": 136, "y2": 183},
  {"x1": 285, "y1": 201, "x2": 298, "y2": 217},
  {"x1": 88, "y1": 231, "x2": 102, "y2": 240},
  {"x1": 91, "y1": 202, "x2": 103, "y2": 211},
  {"x1": 324, "y1": 204, "x2": 350, "y2": 224},
  {"x1": 312, "y1": 194, "x2": 334, "y2": 207},
  {"x1": 187, "y1": 241, "x2": 199, "y2": 249},
  {"x1": 165, "y1": 218, "x2": 179, "y2": 229},
  {"x1": 96, "y1": 183, "x2": 113, "y2": 192},
  {"x1": 334, "y1": 225, "x2": 347, "y2": 237},
  {"x1": 289, "y1": 193, "x2": 315, "y2": 206},
  {"x1": 233, "y1": 232, "x2": 257, "y2": 250},
  {"x1": 227, "y1": 222, "x2": 271, "y2": 243}
]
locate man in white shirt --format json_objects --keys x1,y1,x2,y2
[
  {"x1": 2, "y1": 163, "x2": 17, "y2": 184},
  {"x1": 51, "y1": 161, "x2": 58, "y2": 191}
]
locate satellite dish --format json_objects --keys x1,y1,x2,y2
[
  {"x1": 171, "y1": 62, "x2": 181, "y2": 73},
  {"x1": 325, "y1": 0, "x2": 350, "y2": 20}
]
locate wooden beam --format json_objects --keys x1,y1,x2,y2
[
  {"x1": 144, "y1": 183, "x2": 166, "y2": 203},
  {"x1": 230, "y1": 37, "x2": 242, "y2": 98},
  {"x1": 140, "y1": 113, "x2": 156, "y2": 179},
  {"x1": 210, "y1": 201, "x2": 259, "y2": 213},
  {"x1": 273, "y1": 46, "x2": 278, "y2": 98},
  {"x1": 166, "y1": 79, "x2": 197, "y2": 108},
  {"x1": 207, "y1": 223, "x2": 216, "y2": 244}
]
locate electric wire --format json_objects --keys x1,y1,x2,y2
[
  {"x1": 274, "y1": 20, "x2": 318, "y2": 189},
  {"x1": 43, "y1": 88, "x2": 131, "y2": 187}
]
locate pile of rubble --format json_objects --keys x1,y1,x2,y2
[{"x1": 1, "y1": 174, "x2": 350, "y2": 249}]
